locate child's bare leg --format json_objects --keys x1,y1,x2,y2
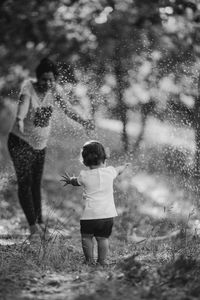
[
  {"x1": 81, "y1": 234, "x2": 94, "y2": 263},
  {"x1": 96, "y1": 237, "x2": 109, "y2": 265}
]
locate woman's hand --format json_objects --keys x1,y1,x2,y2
[
  {"x1": 60, "y1": 172, "x2": 71, "y2": 186},
  {"x1": 84, "y1": 119, "x2": 97, "y2": 138},
  {"x1": 16, "y1": 118, "x2": 24, "y2": 133},
  {"x1": 82, "y1": 119, "x2": 95, "y2": 131}
]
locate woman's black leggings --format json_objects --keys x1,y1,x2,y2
[{"x1": 8, "y1": 133, "x2": 46, "y2": 226}]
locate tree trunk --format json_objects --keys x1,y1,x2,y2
[
  {"x1": 114, "y1": 54, "x2": 129, "y2": 152},
  {"x1": 194, "y1": 94, "x2": 200, "y2": 179},
  {"x1": 194, "y1": 122, "x2": 200, "y2": 176},
  {"x1": 121, "y1": 103, "x2": 129, "y2": 152}
]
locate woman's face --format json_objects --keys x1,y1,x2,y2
[{"x1": 37, "y1": 72, "x2": 55, "y2": 91}]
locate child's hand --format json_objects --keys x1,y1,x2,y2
[
  {"x1": 60, "y1": 172, "x2": 71, "y2": 186},
  {"x1": 116, "y1": 163, "x2": 131, "y2": 176}
]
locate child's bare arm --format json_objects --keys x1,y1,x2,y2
[
  {"x1": 60, "y1": 172, "x2": 81, "y2": 186},
  {"x1": 115, "y1": 163, "x2": 131, "y2": 176}
]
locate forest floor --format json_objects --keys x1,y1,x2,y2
[{"x1": 1, "y1": 109, "x2": 200, "y2": 299}]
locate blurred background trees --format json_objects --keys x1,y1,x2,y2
[{"x1": 1, "y1": 0, "x2": 200, "y2": 170}]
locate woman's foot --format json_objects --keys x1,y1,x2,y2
[
  {"x1": 29, "y1": 224, "x2": 40, "y2": 235},
  {"x1": 29, "y1": 224, "x2": 42, "y2": 244},
  {"x1": 38, "y1": 223, "x2": 48, "y2": 233},
  {"x1": 38, "y1": 223, "x2": 51, "y2": 240}
]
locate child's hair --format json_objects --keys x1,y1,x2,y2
[
  {"x1": 36, "y1": 58, "x2": 58, "y2": 79},
  {"x1": 81, "y1": 140, "x2": 107, "y2": 167}
]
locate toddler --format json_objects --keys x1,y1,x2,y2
[{"x1": 61, "y1": 140, "x2": 130, "y2": 266}]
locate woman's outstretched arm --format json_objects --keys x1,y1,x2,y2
[{"x1": 55, "y1": 92, "x2": 95, "y2": 130}]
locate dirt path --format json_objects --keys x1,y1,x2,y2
[{"x1": 0, "y1": 232, "x2": 132, "y2": 300}]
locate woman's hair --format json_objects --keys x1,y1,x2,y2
[
  {"x1": 36, "y1": 58, "x2": 58, "y2": 79},
  {"x1": 81, "y1": 141, "x2": 107, "y2": 167}
]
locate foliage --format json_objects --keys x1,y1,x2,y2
[
  {"x1": 0, "y1": 0, "x2": 200, "y2": 101},
  {"x1": 1, "y1": 0, "x2": 200, "y2": 153}
]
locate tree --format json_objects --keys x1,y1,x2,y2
[{"x1": 1, "y1": 0, "x2": 200, "y2": 160}]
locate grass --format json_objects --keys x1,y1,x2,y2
[{"x1": 1, "y1": 106, "x2": 200, "y2": 299}]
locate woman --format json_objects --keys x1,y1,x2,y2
[{"x1": 7, "y1": 58, "x2": 94, "y2": 239}]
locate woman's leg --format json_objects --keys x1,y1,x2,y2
[
  {"x1": 96, "y1": 237, "x2": 109, "y2": 265},
  {"x1": 81, "y1": 234, "x2": 95, "y2": 263},
  {"x1": 7, "y1": 133, "x2": 37, "y2": 228},
  {"x1": 31, "y1": 149, "x2": 46, "y2": 225}
]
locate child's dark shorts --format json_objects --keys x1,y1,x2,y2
[{"x1": 80, "y1": 218, "x2": 114, "y2": 238}]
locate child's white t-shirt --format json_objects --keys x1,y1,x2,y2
[{"x1": 77, "y1": 166, "x2": 118, "y2": 220}]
